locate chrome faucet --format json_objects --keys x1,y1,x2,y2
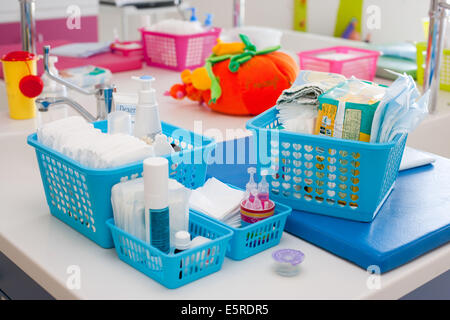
[
  {"x1": 423, "y1": 0, "x2": 450, "y2": 113},
  {"x1": 19, "y1": 0, "x2": 36, "y2": 53},
  {"x1": 36, "y1": 46, "x2": 116, "y2": 122}
]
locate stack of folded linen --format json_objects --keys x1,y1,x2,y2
[
  {"x1": 189, "y1": 177, "x2": 244, "y2": 228},
  {"x1": 275, "y1": 71, "x2": 346, "y2": 134}
]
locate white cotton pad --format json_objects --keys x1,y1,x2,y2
[{"x1": 189, "y1": 177, "x2": 244, "y2": 221}]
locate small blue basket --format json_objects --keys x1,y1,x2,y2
[
  {"x1": 196, "y1": 185, "x2": 292, "y2": 261},
  {"x1": 223, "y1": 203, "x2": 292, "y2": 260},
  {"x1": 246, "y1": 106, "x2": 407, "y2": 222},
  {"x1": 106, "y1": 210, "x2": 233, "y2": 289},
  {"x1": 27, "y1": 120, "x2": 215, "y2": 248}
]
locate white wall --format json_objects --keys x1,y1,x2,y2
[
  {"x1": 190, "y1": 0, "x2": 430, "y2": 44},
  {"x1": 0, "y1": 0, "x2": 98, "y2": 22},
  {"x1": 0, "y1": 0, "x2": 430, "y2": 44}
]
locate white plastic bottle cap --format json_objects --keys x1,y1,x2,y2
[
  {"x1": 174, "y1": 230, "x2": 191, "y2": 250},
  {"x1": 143, "y1": 157, "x2": 169, "y2": 210},
  {"x1": 107, "y1": 111, "x2": 132, "y2": 135}
]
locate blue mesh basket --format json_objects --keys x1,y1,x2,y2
[
  {"x1": 206, "y1": 204, "x2": 292, "y2": 261},
  {"x1": 196, "y1": 185, "x2": 292, "y2": 261},
  {"x1": 246, "y1": 106, "x2": 407, "y2": 222},
  {"x1": 106, "y1": 210, "x2": 233, "y2": 289},
  {"x1": 27, "y1": 120, "x2": 216, "y2": 248}
]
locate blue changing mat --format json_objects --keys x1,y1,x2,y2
[{"x1": 206, "y1": 137, "x2": 450, "y2": 273}]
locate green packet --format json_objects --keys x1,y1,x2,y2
[{"x1": 315, "y1": 79, "x2": 387, "y2": 142}]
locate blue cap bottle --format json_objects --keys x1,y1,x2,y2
[{"x1": 204, "y1": 13, "x2": 213, "y2": 28}]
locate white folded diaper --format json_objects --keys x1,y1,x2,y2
[{"x1": 38, "y1": 116, "x2": 156, "y2": 169}]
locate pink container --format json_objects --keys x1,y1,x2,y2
[
  {"x1": 140, "y1": 27, "x2": 221, "y2": 71},
  {"x1": 298, "y1": 46, "x2": 380, "y2": 81},
  {"x1": 110, "y1": 41, "x2": 144, "y2": 59}
]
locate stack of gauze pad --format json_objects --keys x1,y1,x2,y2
[
  {"x1": 111, "y1": 177, "x2": 191, "y2": 244},
  {"x1": 189, "y1": 178, "x2": 245, "y2": 228},
  {"x1": 37, "y1": 116, "x2": 155, "y2": 168}
]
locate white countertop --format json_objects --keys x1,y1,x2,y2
[{"x1": 1, "y1": 38, "x2": 449, "y2": 299}]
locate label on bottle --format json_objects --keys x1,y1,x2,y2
[{"x1": 150, "y1": 207, "x2": 170, "y2": 253}]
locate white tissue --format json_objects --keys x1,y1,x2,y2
[
  {"x1": 145, "y1": 19, "x2": 204, "y2": 35},
  {"x1": 111, "y1": 178, "x2": 190, "y2": 247},
  {"x1": 189, "y1": 178, "x2": 244, "y2": 224},
  {"x1": 112, "y1": 178, "x2": 146, "y2": 240},
  {"x1": 38, "y1": 116, "x2": 155, "y2": 168},
  {"x1": 276, "y1": 103, "x2": 317, "y2": 134}
]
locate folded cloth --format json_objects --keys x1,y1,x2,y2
[
  {"x1": 275, "y1": 83, "x2": 327, "y2": 134},
  {"x1": 276, "y1": 83, "x2": 326, "y2": 106},
  {"x1": 189, "y1": 177, "x2": 244, "y2": 222},
  {"x1": 275, "y1": 71, "x2": 347, "y2": 134},
  {"x1": 51, "y1": 42, "x2": 112, "y2": 58}
]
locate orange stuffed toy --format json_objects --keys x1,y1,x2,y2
[{"x1": 168, "y1": 34, "x2": 298, "y2": 116}]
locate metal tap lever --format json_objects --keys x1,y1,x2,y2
[{"x1": 36, "y1": 45, "x2": 116, "y2": 121}]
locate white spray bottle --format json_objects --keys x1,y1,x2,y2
[{"x1": 133, "y1": 75, "x2": 162, "y2": 143}]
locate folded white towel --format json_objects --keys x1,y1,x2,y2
[{"x1": 189, "y1": 178, "x2": 244, "y2": 222}]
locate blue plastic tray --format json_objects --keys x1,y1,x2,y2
[
  {"x1": 107, "y1": 210, "x2": 233, "y2": 289},
  {"x1": 27, "y1": 120, "x2": 215, "y2": 248},
  {"x1": 207, "y1": 136, "x2": 450, "y2": 273},
  {"x1": 195, "y1": 185, "x2": 292, "y2": 260}
]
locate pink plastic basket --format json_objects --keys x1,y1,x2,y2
[
  {"x1": 140, "y1": 27, "x2": 221, "y2": 71},
  {"x1": 298, "y1": 46, "x2": 380, "y2": 81}
]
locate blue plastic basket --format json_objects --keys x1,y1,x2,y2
[
  {"x1": 106, "y1": 210, "x2": 233, "y2": 289},
  {"x1": 246, "y1": 106, "x2": 407, "y2": 222},
  {"x1": 196, "y1": 186, "x2": 292, "y2": 260},
  {"x1": 27, "y1": 120, "x2": 216, "y2": 248}
]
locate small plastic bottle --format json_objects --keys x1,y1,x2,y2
[
  {"x1": 133, "y1": 75, "x2": 162, "y2": 143},
  {"x1": 257, "y1": 170, "x2": 270, "y2": 206},
  {"x1": 245, "y1": 167, "x2": 258, "y2": 203},
  {"x1": 174, "y1": 230, "x2": 191, "y2": 254},
  {"x1": 188, "y1": 7, "x2": 203, "y2": 31},
  {"x1": 144, "y1": 157, "x2": 170, "y2": 253},
  {"x1": 174, "y1": 230, "x2": 191, "y2": 279},
  {"x1": 37, "y1": 56, "x2": 68, "y2": 127},
  {"x1": 251, "y1": 189, "x2": 263, "y2": 210},
  {"x1": 204, "y1": 14, "x2": 213, "y2": 29}
]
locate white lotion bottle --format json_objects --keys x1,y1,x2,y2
[
  {"x1": 133, "y1": 75, "x2": 162, "y2": 143},
  {"x1": 144, "y1": 157, "x2": 170, "y2": 253}
]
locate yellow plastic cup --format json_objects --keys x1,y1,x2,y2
[{"x1": 1, "y1": 51, "x2": 38, "y2": 120}]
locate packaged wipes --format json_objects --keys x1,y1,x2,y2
[{"x1": 315, "y1": 79, "x2": 386, "y2": 142}]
